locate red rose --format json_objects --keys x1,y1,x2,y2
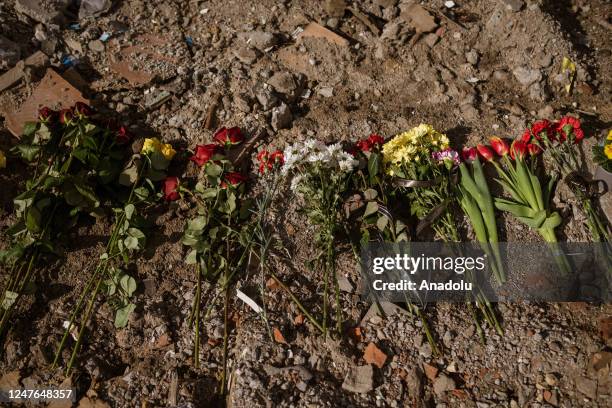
[
  {"x1": 476, "y1": 144, "x2": 494, "y2": 161},
  {"x1": 214, "y1": 127, "x2": 244, "y2": 147},
  {"x1": 510, "y1": 140, "x2": 528, "y2": 160},
  {"x1": 116, "y1": 126, "x2": 132, "y2": 145},
  {"x1": 163, "y1": 176, "x2": 180, "y2": 201},
  {"x1": 527, "y1": 143, "x2": 541, "y2": 156},
  {"x1": 368, "y1": 134, "x2": 385, "y2": 146},
  {"x1": 190, "y1": 144, "x2": 219, "y2": 167},
  {"x1": 556, "y1": 116, "x2": 584, "y2": 143},
  {"x1": 38, "y1": 107, "x2": 57, "y2": 123},
  {"x1": 59, "y1": 108, "x2": 74, "y2": 125},
  {"x1": 356, "y1": 139, "x2": 372, "y2": 152},
  {"x1": 221, "y1": 172, "x2": 247, "y2": 188},
  {"x1": 490, "y1": 137, "x2": 509, "y2": 157},
  {"x1": 461, "y1": 146, "x2": 478, "y2": 162},
  {"x1": 74, "y1": 102, "x2": 92, "y2": 117}
]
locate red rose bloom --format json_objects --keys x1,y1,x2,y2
[
  {"x1": 116, "y1": 126, "x2": 132, "y2": 145},
  {"x1": 490, "y1": 137, "x2": 509, "y2": 157},
  {"x1": 510, "y1": 140, "x2": 528, "y2": 160},
  {"x1": 38, "y1": 107, "x2": 57, "y2": 123},
  {"x1": 556, "y1": 116, "x2": 584, "y2": 143},
  {"x1": 476, "y1": 144, "x2": 494, "y2": 161},
  {"x1": 59, "y1": 108, "x2": 74, "y2": 125},
  {"x1": 368, "y1": 134, "x2": 384, "y2": 146},
  {"x1": 190, "y1": 144, "x2": 219, "y2": 167},
  {"x1": 221, "y1": 172, "x2": 247, "y2": 188},
  {"x1": 214, "y1": 127, "x2": 244, "y2": 147},
  {"x1": 356, "y1": 139, "x2": 372, "y2": 152},
  {"x1": 461, "y1": 146, "x2": 478, "y2": 162},
  {"x1": 163, "y1": 177, "x2": 180, "y2": 201},
  {"x1": 74, "y1": 102, "x2": 92, "y2": 117}
]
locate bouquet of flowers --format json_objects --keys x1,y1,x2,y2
[
  {"x1": 282, "y1": 139, "x2": 358, "y2": 336},
  {"x1": 0, "y1": 104, "x2": 130, "y2": 343},
  {"x1": 593, "y1": 130, "x2": 612, "y2": 173},
  {"x1": 382, "y1": 124, "x2": 460, "y2": 241},
  {"x1": 522, "y1": 117, "x2": 609, "y2": 241},
  {"x1": 181, "y1": 128, "x2": 251, "y2": 382},
  {"x1": 54, "y1": 136, "x2": 177, "y2": 374}
]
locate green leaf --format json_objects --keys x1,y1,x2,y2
[
  {"x1": 363, "y1": 188, "x2": 378, "y2": 200},
  {"x1": 368, "y1": 153, "x2": 381, "y2": 183},
  {"x1": 74, "y1": 180, "x2": 100, "y2": 207},
  {"x1": 134, "y1": 186, "x2": 149, "y2": 200},
  {"x1": 363, "y1": 201, "x2": 378, "y2": 217},
  {"x1": 120, "y1": 275, "x2": 137, "y2": 297},
  {"x1": 150, "y1": 151, "x2": 170, "y2": 171},
  {"x1": 124, "y1": 236, "x2": 140, "y2": 250},
  {"x1": 205, "y1": 163, "x2": 223, "y2": 178},
  {"x1": 25, "y1": 207, "x2": 42, "y2": 233},
  {"x1": 114, "y1": 303, "x2": 136, "y2": 328},
  {"x1": 185, "y1": 249, "x2": 198, "y2": 265},
  {"x1": 124, "y1": 204, "x2": 135, "y2": 220},
  {"x1": 188, "y1": 217, "x2": 207, "y2": 232},
  {"x1": 16, "y1": 144, "x2": 41, "y2": 161},
  {"x1": 376, "y1": 215, "x2": 389, "y2": 231},
  {"x1": 22, "y1": 122, "x2": 38, "y2": 137}
]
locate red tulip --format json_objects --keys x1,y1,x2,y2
[
  {"x1": 476, "y1": 144, "x2": 494, "y2": 161},
  {"x1": 521, "y1": 129, "x2": 532, "y2": 144},
  {"x1": 490, "y1": 137, "x2": 509, "y2": 157},
  {"x1": 214, "y1": 127, "x2": 244, "y2": 147},
  {"x1": 527, "y1": 143, "x2": 541, "y2": 156},
  {"x1": 190, "y1": 144, "x2": 219, "y2": 167},
  {"x1": 556, "y1": 116, "x2": 584, "y2": 144},
  {"x1": 116, "y1": 126, "x2": 132, "y2": 145},
  {"x1": 461, "y1": 146, "x2": 478, "y2": 162},
  {"x1": 221, "y1": 172, "x2": 247, "y2": 188},
  {"x1": 510, "y1": 140, "x2": 528, "y2": 160},
  {"x1": 163, "y1": 176, "x2": 180, "y2": 201},
  {"x1": 368, "y1": 134, "x2": 385, "y2": 146}
]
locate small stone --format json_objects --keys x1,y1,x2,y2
[
  {"x1": 423, "y1": 33, "x2": 439, "y2": 48},
  {"x1": 267, "y1": 72, "x2": 298, "y2": 96},
  {"x1": 327, "y1": 18, "x2": 340, "y2": 29},
  {"x1": 256, "y1": 89, "x2": 279, "y2": 110},
  {"x1": 0, "y1": 36, "x2": 21, "y2": 70},
  {"x1": 512, "y1": 66, "x2": 542, "y2": 86},
  {"x1": 235, "y1": 94, "x2": 252, "y2": 113},
  {"x1": 444, "y1": 1, "x2": 455, "y2": 8},
  {"x1": 502, "y1": 0, "x2": 525, "y2": 12},
  {"x1": 433, "y1": 374, "x2": 456, "y2": 396},
  {"x1": 342, "y1": 365, "x2": 373, "y2": 394},
  {"x1": 88, "y1": 39, "x2": 105, "y2": 53},
  {"x1": 296, "y1": 381, "x2": 307, "y2": 392},
  {"x1": 271, "y1": 103, "x2": 293, "y2": 131},
  {"x1": 317, "y1": 87, "x2": 334, "y2": 98},
  {"x1": 419, "y1": 343, "x2": 432, "y2": 358},
  {"x1": 241, "y1": 31, "x2": 277, "y2": 50},
  {"x1": 466, "y1": 50, "x2": 479, "y2": 66},
  {"x1": 234, "y1": 47, "x2": 259, "y2": 65},
  {"x1": 15, "y1": 0, "x2": 68, "y2": 25},
  {"x1": 575, "y1": 377, "x2": 597, "y2": 399},
  {"x1": 544, "y1": 373, "x2": 557, "y2": 386}
]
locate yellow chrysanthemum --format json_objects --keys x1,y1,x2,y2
[
  {"x1": 160, "y1": 143, "x2": 176, "y2": 161},
  {"x1": 605, "y1": 144, "x2": 612, "y2": 160},
  {"x1": 382, "y1": 123, "x2": 449, "y2": 167},
  {"x1": 141, "y1": 137, "x2": 162, "y2": 155},
  {"x1": 607, "y1": 130, "x2": 612, "y2": 141},
  {"x1": 0, "y1": 150, "x2": 6, "y2": 169}
]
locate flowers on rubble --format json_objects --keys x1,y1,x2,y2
[
  {"x1": 524, "y1": 116, "x2": 609, "y2": 241},
  {"x1": 382, "y1": 124, "x2": 459, "y2": 241},
  {"x1": 190, "y1": 144, "x2": 220, "y2": 167},
  {"x1": 141, "y1": 137, "x2": 177, "y2": 161},
  {"x1": 282, "y1": 139, "x2": 358, "y2": 335}
]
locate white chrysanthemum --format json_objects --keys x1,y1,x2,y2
[
  {"x1": 307, "y1": 151, "x2": 328, "y2": 163},
  {"x1": 339, "y1": 157, "x2": 358, "y2": 172},
  {"x1": 326, "y1": 143, "x2": 343, "y2": 157},
  {"x1": 304, "y1": 139, "x2": 325, "y2": 151}
]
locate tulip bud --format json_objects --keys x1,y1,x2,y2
[
  {"x1": 476, "y1": 144, "x2": 494, "y2": 161},
  {"x1": 461, "y1": 146, "x2": 478, "y2": 162},
  {"x1": 510, "y1": 140, "x2": 528, "y2": 160},
  {"x1": 490, "y1": 137, "x2": 509, "y2": 157}
]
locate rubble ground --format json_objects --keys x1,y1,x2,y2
[{"x1": 0, "y1": 0, "x2": 611, "y2": 407}]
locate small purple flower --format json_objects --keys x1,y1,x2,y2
[{"x1": 432, "y1": 148, "x2": 461, "y2": 165}]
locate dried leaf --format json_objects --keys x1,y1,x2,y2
[
  {"x1": 423, "y1": 362, "x2": 439, "y2": 381},
  {"x1": 294, "y1": 314, "x2": 305, "y2": 326}
]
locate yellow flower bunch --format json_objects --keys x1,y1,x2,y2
[
  {"x1": 382, "y1": 124, "x2": 450, "y2": 166},
  {"x1": 0, "y1": 149, "x2": 6, "y2": 169},
  {"x1": 141, "y1": 138, "x2": 176, "y2": 161},
  {"x1": 605, "y1": 144, "x2": 612, "y2": 160}
]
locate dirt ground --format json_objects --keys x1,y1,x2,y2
[{"x1": 0, "y1": 0, "x2": 611, "y2": 407}]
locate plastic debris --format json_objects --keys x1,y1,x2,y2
[
  {"x1": 68, "y1": 22, "x2": 81, "y2": 30},
  {"x1": 99, "y1": 32, "x2": 111, "y2": 42},
  {"x1": 185, "y1": 36, "x2": 194, "y2": 46},
  {"x1": 561, "y1": 56, "x2": 577, "y2": 95},
  {"x1": 236, "y1": 288, "x2": 263, "y2": 314},
  {"x1": 61, "y1": 54, "x2": 78, "y2": 67}
]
